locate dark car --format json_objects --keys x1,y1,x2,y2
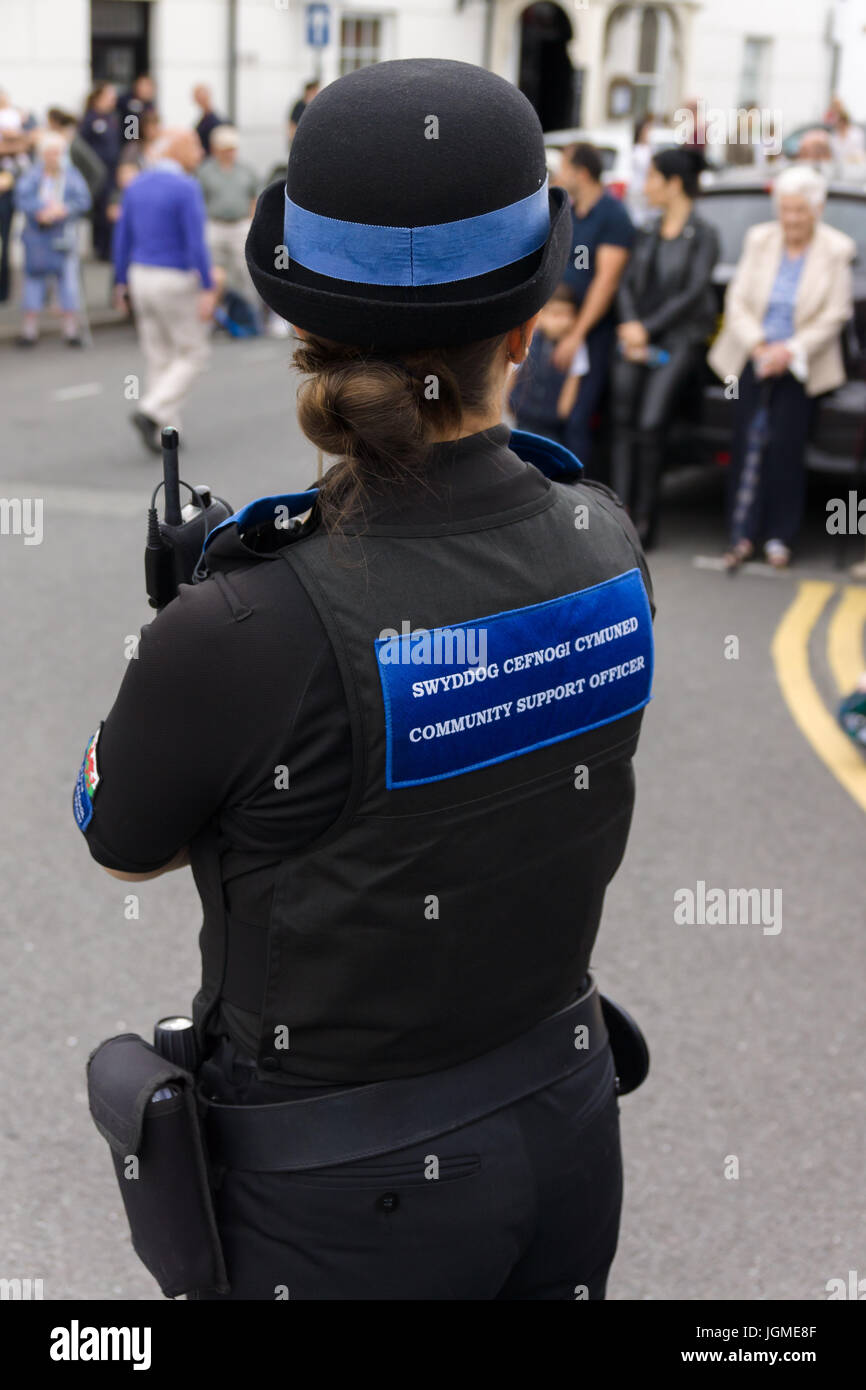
[{"x1": 665, "y1": 182, "x2": 866, "y2": 485}]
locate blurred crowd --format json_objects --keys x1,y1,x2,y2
[
  {"x1": 509, "y1": 132, "x2": 859, "y2": 572},
  {"x1": 0, "y1": 75, "x2": 320, "y2": 339},
  {"x1": 1, "y1": 74, "x2": 864, "y2": 574},
  {"x1": 0, "y1": 74, "x2": 321, "y2": 449}
]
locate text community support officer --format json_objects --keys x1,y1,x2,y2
[{"x1": 73, "y1": 58, "x2": 656, "y2": 1301}]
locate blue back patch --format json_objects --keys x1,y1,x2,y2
[{"x1": 375, "y1": 567, "x2": 653, "y2": 789}]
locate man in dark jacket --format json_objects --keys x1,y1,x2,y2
[{"x1": 192, "y1": 85, "x2": 226, "y2": 157}]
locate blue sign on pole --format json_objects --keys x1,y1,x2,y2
[{"x1": 306, "y1": 3, "x2": 330, "y2": 48}]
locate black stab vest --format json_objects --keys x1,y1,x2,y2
[{"x1": 191, "y1": 463, "x2": 653, "y2": 1083}]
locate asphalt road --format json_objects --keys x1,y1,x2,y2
[{"x1": 1, "y1": 328, "x2": 864, "y2": 1301}]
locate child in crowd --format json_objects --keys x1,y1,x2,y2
[{"x1": 508, "y1": 283, "x2": 587, "y2": 444}]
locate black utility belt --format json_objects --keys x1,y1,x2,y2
[
  {"x1": 85, "y1": 984, "x2": 648, "y2": 1297},
  {"x1": 202, "y1": 980, "x2": 648, "y2": 1175}
]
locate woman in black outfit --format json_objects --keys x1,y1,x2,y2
[
  {"x1": 78, "y1": 83, "x2": 121, "y2": 262},
  {"x1": 612, "y1": 148, "x2": 719, "y2": 547}
]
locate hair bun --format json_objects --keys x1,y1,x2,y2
[{"x1": 293, "y1": 335, "x2": 505, "y2": 530}]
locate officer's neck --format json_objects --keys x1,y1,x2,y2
[{"x1": 431, "y1": 404, "x2": 504, "y2": 443}]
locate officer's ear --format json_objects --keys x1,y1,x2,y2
[
  {"x1": 292, "y1": 324, "x2": 308, "y2": 340},
  {"x1": 505, "y1": 312, "x2": 541, "y2": 365}
]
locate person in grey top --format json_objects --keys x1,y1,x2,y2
[{"x1": 197, "y1": 125, "x2": 259, "y2": 297}]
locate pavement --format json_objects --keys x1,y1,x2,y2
[{"x1": 1, "y1": 328, "x2": 864, "y2": 1300}]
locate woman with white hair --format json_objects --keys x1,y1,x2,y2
[
  {"x1": 14, "y1": 129, "x2": 91, "y2": 346},
  {"x1": 709, "y1": 165, "x2": 855, "y2": 567}
]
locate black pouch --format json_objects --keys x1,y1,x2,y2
[
  {"x1": 600, "y1": 996, "x2": 650, "y2": 1096},
  {"x1": 86, "y1": 1033, "x2": 229, "y2": 1298}
]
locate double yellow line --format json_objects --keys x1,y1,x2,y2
[{"x1": 772, "y1": 582, "x2": 866, "y2": 813}]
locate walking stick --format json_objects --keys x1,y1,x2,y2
[{"x1": 76, "y1": 248, "x2": 92, "y2": 348}]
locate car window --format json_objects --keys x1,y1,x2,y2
[
  {"x1": 695, "y1": 192, "x2": 772, "y2": 264},
  {"x1": 697, "y1": 190, "x2": 866, "y2": 267},
  {"x1": 822, "y1": 199, "x2": 866, "y2": 264}
]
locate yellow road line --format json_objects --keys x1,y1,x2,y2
[
  {"x1": 771, "y1": 581, "x2": 866, "y2": 814},
  {"x1": 827, "y1": 585, "x2": 866, "y2": 696}
]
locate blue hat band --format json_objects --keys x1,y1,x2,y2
[{"x1": 281, "y1": 179, "x2": 551, "y2": 288}]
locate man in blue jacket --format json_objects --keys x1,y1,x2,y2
[{"x1": 113, "y1": 128, "x2": 215, "y2": 453}]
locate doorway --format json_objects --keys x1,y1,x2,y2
[
  {"x1": 517, "y1": 3, "x2": 578, "y2": 132},
  {"x1": 91, "y1": 0, "x2": 151, "y2": 87}
]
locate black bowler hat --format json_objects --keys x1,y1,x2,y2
[{"x1": 245, "y1": 58, "x2": 572, "y2": 352}]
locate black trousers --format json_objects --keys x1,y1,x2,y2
[
  {"x1": 193, "y1": 1038, "x2": 622, "y2": 1301},
  {"x1": 562, "y1": 320, "x2": 616, "y2": 476},
  {"x1": 90, "y1": 184, "x2": 115, "y2": 262},
  {"x1": 0, "y1": 188, "x2": 14, "y2": 303},
  {"x1": 728, "y1": 361, "x2": 816, "y2": 548},
  {"x1": 611, "y1": 340, "x2": 701, "y2": 545}
]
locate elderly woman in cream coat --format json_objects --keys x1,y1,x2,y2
[{"x1": 709, "y1": 165, "x2": 855, "y2": 568}]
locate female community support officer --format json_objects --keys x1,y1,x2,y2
[{"x1": 74, "y1": 59, "x2": 656, "y2": 1301}]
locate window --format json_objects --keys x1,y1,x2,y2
[
  {"x1": 739, "y1": 37, "x2": 772, "y2": 107},
  {"x1": 339, "y1": 16, "x2": 382, "y2": 75}
]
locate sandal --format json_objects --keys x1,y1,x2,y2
[
  {"x1": 764, "y1": 539, "x2": 791, "y2": 569},
  {"x1": 723, "y1": 539, "x2": 754, "y2": 572}
]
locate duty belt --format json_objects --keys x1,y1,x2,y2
[{"x1": 202, "y1": 977, "x2": 610, "y2": 1173}]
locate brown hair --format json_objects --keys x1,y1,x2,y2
[
  {"x1": 47, "y1": 107, "x2": 76, "y2": 129},
  {"x1": 293, "y1": 331, "x2": 509, "y2": 532},
  {"x1": 84, "y1": 82, "x2": 114, "y2": 115},
  {"x1": 140, "y1": 108, "x2": 161, "y2": 143}
]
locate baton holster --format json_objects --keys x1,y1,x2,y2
[
  {"x1": 600, "y1": 995, "x2": 650, "y2": 1096},
  {"x1": 86, "y1": 1033, "x2": 229, "y2": 1298}
]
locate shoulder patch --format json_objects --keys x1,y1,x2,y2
[
  {"x1": 375, "y1": 567, "x2": 653, "y2": 789},
  {"x1": 73, "y1": 726, "x2": 102, "y2": 832}
]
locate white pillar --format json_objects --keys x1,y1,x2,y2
[{"x1": 572, "y1": 1, "x2": 609, "y2": 128}]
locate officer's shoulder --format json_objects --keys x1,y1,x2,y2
[
  {"x1": 571, "y1": 477, "x2": 623, "y2": 505},
  {"x1": 562, "y1": 476, "x2": 632, "y2": 526},
  {"x1": 176, "y1": 522, "x2": 322, "y2": 628},
  {"x1": 557, "y1": 477, "x2": 656, "y2": 614}
]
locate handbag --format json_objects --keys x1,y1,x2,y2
[
  {"x1": 24, "y1": 206, "x2": 77, "y2": 277},
  {"x1": 24, "y1": 230, "x2": 69, "y2": 278}
]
